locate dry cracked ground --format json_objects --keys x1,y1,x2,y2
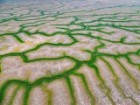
[{"x1": 0, "y1": 0, "x2": 140, "y2": 105}]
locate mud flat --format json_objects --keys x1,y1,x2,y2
[{"x1": 0, "y1": 0, "x2": 140, "y2": 105}]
